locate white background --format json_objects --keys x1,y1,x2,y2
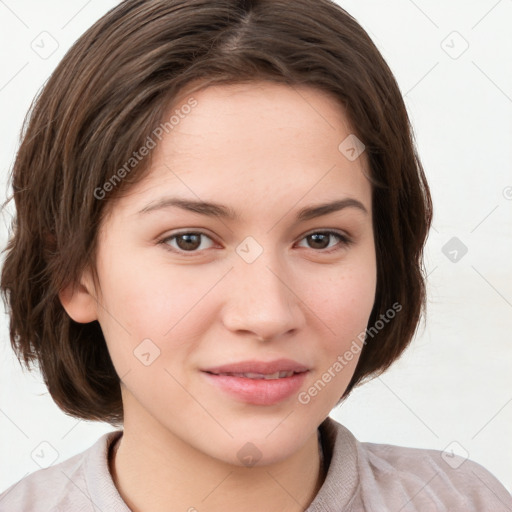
[{"x1": 0, "y1": 0, "x2": 511, "y2": 495}]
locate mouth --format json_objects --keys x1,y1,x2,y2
[
  {"x1": 201, "y1": 359, "x2": 310, "y2": 406},
  {"x1": 205, "y1": 370, "x2": 302, "y2": 380},
  {"x1": 202, "y1": 358, "x2": 310, "y2": 376}
]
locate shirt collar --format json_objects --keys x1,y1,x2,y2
[
  {"x1": 84, "y1": 415, "x2": 359, "y2": 512},
  {"x1": 306, "y1": 415, "x2": 360, "y2": 511}
]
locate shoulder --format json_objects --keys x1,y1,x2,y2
[
  {"x1": 317, "y1": 417, "x2": 512, "y2": 512},
  {"x1": 358, "y1": 439, "x2": 512, "y2": 511},
  {"x1": 0, "y1": 430, "x2": 124, "y2": 512}
]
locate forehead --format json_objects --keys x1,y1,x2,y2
[
  {"x1": 109, "y1": 81, "x2": 372, "y2": 221},
  {"x1": 167, "y1": 81, "x2": 356, "y2": 157}
]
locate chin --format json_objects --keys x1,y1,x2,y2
[{"x1": 214, "y1": 424, "x2": 310, "y2": 468}]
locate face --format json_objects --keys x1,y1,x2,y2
[{"x1": 68, "y1": 81, "x2": 376, "y2": 466}]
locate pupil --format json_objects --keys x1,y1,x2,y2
[
  {"x1": 310, "y1": 233, "x2": 328, "y2": 249},
  {"x1": 177, "y1": 234, "x2": 200, "y2": 251}
]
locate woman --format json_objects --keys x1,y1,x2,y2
[{"x1": 1, "y1": 0, "x2": 510, "y2": 510}]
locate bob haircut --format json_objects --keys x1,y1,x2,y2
[{"x1": 0, "y1": 0, "x2": 432, "y2": 426}]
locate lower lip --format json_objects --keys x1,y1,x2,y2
[{"x1": 202, "y1": 371, "x2": 308, "y2": 406}]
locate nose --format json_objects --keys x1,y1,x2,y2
[{"x1": 221, "y1": 254, "x2": 305, "y2": 341}]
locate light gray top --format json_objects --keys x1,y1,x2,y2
[{"x1": 1, "y1": 416, "x2": 511, "y2": 511}]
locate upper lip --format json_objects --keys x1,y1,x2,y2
[{"x1": 202, "y1": 359, "x2": 310, "y2": 375}]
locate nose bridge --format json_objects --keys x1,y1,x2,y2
[{"x1": 222, "y1": 238, "x2": 303, "y2": 339}]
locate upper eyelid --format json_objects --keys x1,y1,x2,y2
[{"x1": 162, "y1": 227, "x2": 350, "y2": 239}]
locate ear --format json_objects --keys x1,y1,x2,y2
[{"x1": 58, "y1": 268, "x2": 99, "y2": 323}]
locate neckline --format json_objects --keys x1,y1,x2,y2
[
  {"x1": 317, "y1": 426, "x2": 325, "y2": 477},
  {"x1": 105, "y1": 416, "x2": 359, "y2": 511},
  {"x1": 102, "y1": 418, "x2": 359, "y2": 511},
  {"x1": 108, "y1": 430, "x2": 122, "y2": 472}
]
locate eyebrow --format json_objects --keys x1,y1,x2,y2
[{"x1": 137, "y1": 196, "x2": 368, "y2": 221}]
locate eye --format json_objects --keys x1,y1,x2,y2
[
  {"x1": 158, "y1": 229, "x2": 352, "y2": 256},
  {"x1": 158, "y1": 231, "x2": 215, "y2": 253},
  {"x1": 296, "y1": 230, "x2": 352, "y2": 253}
]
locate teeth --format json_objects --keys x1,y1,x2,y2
[{"x1": 218, "y1": 371, "x2": 295, "y2": 379}]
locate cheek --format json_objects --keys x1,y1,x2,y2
[
  {"x1": 300, "y1": 263, "x2": 376, "y2": 407},
  {"x1": 308, "y1": 259, "x2": 376, "y2": 342},
  {"x1": 100, "y1": 249, "x2": 199, "y2": 329},
  {"x1": 96, "y1": 254, "x2": 219, "y2": 371}
]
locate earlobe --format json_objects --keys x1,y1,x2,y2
[{"x1": 58, "y1": 271, "x2": 99, "y2": 324}]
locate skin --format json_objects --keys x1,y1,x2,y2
[{"x1": 59, "y1": 81, "x2": 377, "y2": 512}]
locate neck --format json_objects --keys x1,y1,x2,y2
[{"x1": 109, "y1": 414, "x2": 325, "y2": 512}]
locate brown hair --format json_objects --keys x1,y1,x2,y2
[{"x1": 0, "y1": 0, "x2": 432, "y2": 426}]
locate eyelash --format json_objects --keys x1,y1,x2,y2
[{"x1": 157, "y1": 229, "x2": 353, "y2": 256}]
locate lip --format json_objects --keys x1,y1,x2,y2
[
  {"x1": 201, "y1": 359, "x2": 310, "y2": 406},
  {"x1": 202, "y1": 358, "x2": 310, "y2": 375}
]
